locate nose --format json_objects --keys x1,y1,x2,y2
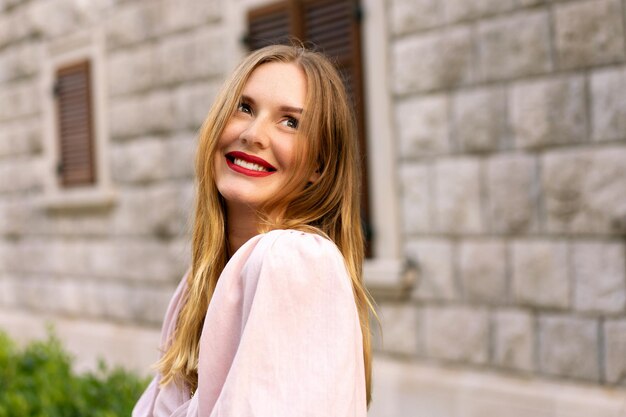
[{"x1": 240, "y1": 116, "x2": 269, "y2": 148}]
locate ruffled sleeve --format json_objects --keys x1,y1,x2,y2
[{"x1": 195, "y1": 230, "x2": 366, "y2": 417}]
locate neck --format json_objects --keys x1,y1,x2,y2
[{"x1": 226, "y1": 203, "x2": 259, "y2": 257}]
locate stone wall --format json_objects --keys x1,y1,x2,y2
[
  {"x1": 1, "y1": 0, "x2": 626, "y2": 413},
  {"x1": 0, "y1": 0, "x2": 223, "y2": 370},
  {"x1": 386, "y1": 0, "x2": 626, "y2": 388}
]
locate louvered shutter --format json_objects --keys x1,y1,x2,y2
[
  {"x1": 55, "y1": 61, "x2": 96, "y2": 187},
  {"x1": 301, "y1": 0, "x2": 371, "y2": 254},
  {"x1": 246, "y1": 1, "x2": 302, "y2": 50},
  {"x1": 246, "y1": 0, "x2": 371, "y2": 255}
]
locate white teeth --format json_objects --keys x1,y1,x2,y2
[{"x1": 233, "y1": 158, "x2": 268, "y2": 172}]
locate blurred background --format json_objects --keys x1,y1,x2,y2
[{"x1": 0, "y1": 0, "x2": 625, "y2": 415}]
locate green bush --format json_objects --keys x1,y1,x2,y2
[{"x1": 0, "y1": 329, "x2": 151, "y2": 417}]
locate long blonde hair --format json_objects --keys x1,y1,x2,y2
[{"x1": 156, "y1": 44, "x2": 376, "y2": 405}]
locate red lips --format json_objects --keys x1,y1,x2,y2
[{"x1": 225, "y1": 151, "x2": 277, "y2": 177}]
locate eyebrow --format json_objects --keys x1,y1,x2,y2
[{"x1": 241, "y1": 95, "x2": 303, "y2": 114}]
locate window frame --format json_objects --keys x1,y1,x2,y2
[
  {"x1": 225, "y1": 0, "x2": 409, "y2": 294},
  {"x1": 40, "y1": 29, "x2": 115, "y2": 210}
]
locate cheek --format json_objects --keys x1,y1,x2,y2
[
  {"x1": 218, "y1": 122, "x2": 240, "y2": 148},
  {"x1": 273, "y1": 139, "x2": 298, "y2": 169}
]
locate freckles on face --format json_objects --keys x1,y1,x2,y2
[{"x1": 213, "y1": 62, "x2": 308, "y2": 210}]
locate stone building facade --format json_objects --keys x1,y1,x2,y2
[{"x1": 0, "y1": 0, "x2": 625, "y2": 416}]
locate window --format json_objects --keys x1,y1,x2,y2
[
  {"x1": 41, "y1": 30, "x2": 115, "y2": 209},
  {"x1": 224, "y1": 0, "x2": 408, "y2": 294},
  {"x1": 245, "y1": 0, "x2": 373, "y2": 256},
  {"x1": 54, "y1": 60, "x2": 96, "y2": 187}
]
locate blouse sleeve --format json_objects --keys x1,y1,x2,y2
[{"x1": 199, "y1": 231, "x2": 366, "y2": 417}]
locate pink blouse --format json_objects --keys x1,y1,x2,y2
[{"x1": 132, "y1": 229, "x2": 367, "y2": 417}]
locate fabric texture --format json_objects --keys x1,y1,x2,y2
[{"x1": 132, "y1": 229, "x2": 366, "y2": 417}]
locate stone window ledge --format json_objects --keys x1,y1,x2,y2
[
  {"x1": 38, "y1": 187, "x2": 117, "y2": 212},
  {"x1": 364, "y1": 258, "x2": 415, "y2": 299}
]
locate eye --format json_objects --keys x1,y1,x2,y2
[
  {"x1": 237, "y1": 101, "x2": 252, "y2": 114},
  {"x1": 281, "y1": 116, "x2": 299, "y2": 130}
]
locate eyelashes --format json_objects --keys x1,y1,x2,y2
[
  {"x1": 236, "y1": 100, "x2": 300, "y2": 130},
  {"x1": 281, "y1": 117, "x2": 299, "y2": 129},
  {"x1": 237, "y1": 101, "x2": 252, "y2": 114}
]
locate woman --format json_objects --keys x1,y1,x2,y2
[{"x1": 133, "y1": 44, "x2": 375, "y2": 417}]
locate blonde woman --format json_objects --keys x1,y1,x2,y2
[{"x1": 133, "y1": 44, "x2": 375, "y2": 417}]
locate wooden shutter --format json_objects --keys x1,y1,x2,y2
[
  {"x1": 54, "y1": 60, "x2": 96, "y2": 187},
  {"x1": 246, "y1": 1, "x2": 302, "y2": 50},
  {"x1": 302, "y1": 0, "x2": 371, "y2": 255},
  {"x1": 246, "y1": 0, "x2": 371, "y2": 256}
]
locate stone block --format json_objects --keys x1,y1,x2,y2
[
  {"x1": 112, "y1": 183, "x2": 188, "y2": 238},
  {"x1": 0, "y1": 198, "x2": 30, "y2": 236},
  {"x1": 539, "y1": 315, "x2": 599, "y2": 381},
  {"x1": 486, "y1": 154, "x2": 536, "y2": 233},
  {"x1": 510, "y1": 76, "x2": 587, "y2": 149},
  {"x1": 165, "y1": 134, "x2": 197, "y2": 179},
  {"x1": 107, "y1": 46, "x2": 156, "y2": 96},
  {"x1": 512, "y1": 240, "x2": 569, "y2": 309},
  {"x1": 378, "y1": 303, "x2": 420, "y2": 355},
  {"x1": 0, "y1": 118, "x2": 42, "y2": 157},
  {"x1": 90, "y1": 281, "x2": 171, "y2": 324},
  {"x1": 169, "y1": 236, "x2": 192, "y2": 268},
  {"x1": 0, "y1": 6, "x2": 32, "y2": 48},
  {"x1": 0, "y1": 274, "x2": 18, "y2": 308},
  {"x1": 16, "y1": 239, "x2": 88, "y2": 276},
  {"x1": 389, "y1": 0, "x2": 445, "y2": 35},
  {"x1": 554, "y1": 0, "x2": 625, "y2": 70},
  {"x1": 573, "y1": 242, "x2": 626, "y2": 314},
  {"x1": 155, "y1": 29, "x2": 224, "y2": 86},
  {"x1": 0, "y1": 159, "x2": 44, "y2": 194},
  {"x1": 393, "y1": 25, "x2": 473, "y2": 94},
  {"x1": 21, "y1": 208, "x2": 110, "y2": 238},
  {"x1": 110, "y1": 138, "x2": 168, "y2": 184},
  {"x1": 108, "y1": 96, "x2": 142, "y2": 139},
  {"x1": 0, "y1": 242, "x2": 18, "y2": 273},
  {"x1": 434, "y1": 158, "x2": 483, "y2": 234},
  {"x1": 86, "y1": 239, "x2": 185, "y2": 283},
  {"x1": 0, "y1": 81, "x2": 39, "y2": 122},
  {"x1": 144, "y1": 91, "x2": 176, "y2": 133},
  {"x1": 459, "y1": 239, "x2": 507, "y2": 303},
  {"x1": 445, "y1": 0, "x2": 516, "y2": 22},
  {"x1": 109, "y1": 91, "x2": 176, "y2": 139},
  {"x1": 476, "y1": 11, "x2": 551, "y2": 81},
  {"x1": 127, "y1": 285, "x2": 174, "y2": 324},
  {"x1": 159, "y1": 0, "x2": 220, "y2": 35},
  {"x1": 173, "y1": 81, "x2": 220, "y2": 130},
  {"x1": 424, "y1": 306, "x2": 489, "y2": 364},
  {"x1": 400, "y1": 163, "x2": 433, "y2": 234},
  {"x1": 493, "y1": 309, "x2": 534, "y2": 372},
  {"x1": 0, "y1": 14, "x2": 10, "y2": 48},
  {"x1": 27, "y1": 0, "x2": 81, "y2": 39},
  {"x1": 0, "y1": 41, "x2": 41, "y2": 83},
  {"x1": 517, "y1": 0, "x2": 546, "y2": 6},
  {"x1": 13, "y1": 274, "x2": 55, "y2": 313},
  {"x1": 542, "y1": 147, "x2": 626, "y2": 235},
  {"x1": 104, "y1": 1, "x2": 161, "y2": 50},
  {"x1": 604, "y1": 319, "x2": 626, "y2": 384},
  {"x1": 32, "y1": 277, "x2": 174, "y2": 324},
  {"x1": 452, "y1": 86, "x2": 506, "y2": 153},
  {"x1": 591, "y1": 67, "x2": 626, "y2": 141},
  {"x1": 396, "y1": 94, "x2": 449, "y2": 157},
  {"x1": 406, "y1": 239, "x2": 456, "y2": 300}
]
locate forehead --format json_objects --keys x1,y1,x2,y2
[{"x1": 243, "y1": 62, "x2": 307, "y2": 107}]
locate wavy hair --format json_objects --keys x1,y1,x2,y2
[{"x1": 156, "y1": 44, "x2": 376, "y2": 406}]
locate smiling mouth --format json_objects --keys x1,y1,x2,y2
[{"x1": 225, "y1": 151, "x2": 276, "y2": 177}]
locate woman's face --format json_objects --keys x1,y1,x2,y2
[{"x1": 214, "y1": 62, "x2": 309, "y2": 211}]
